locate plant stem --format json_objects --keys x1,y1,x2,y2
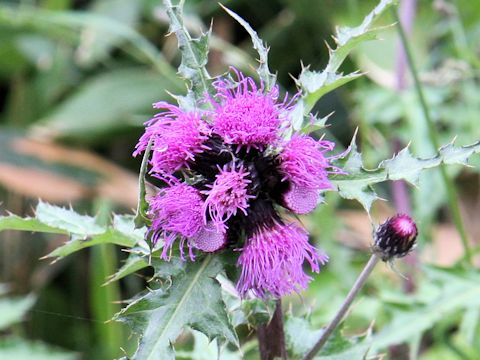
[
  {"x1": 303, "y1": 255, "x2": 380, "y2": 360},
  {"x1": 258, "y1": 299, "x2": 288, "y2": 360},
  {"x1": 392, "y1": 8, "x2": 472, "y2": 264}
]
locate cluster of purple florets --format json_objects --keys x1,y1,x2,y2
[{"x1": 134, "y1": 70, "x2": 339, "y2": 299}]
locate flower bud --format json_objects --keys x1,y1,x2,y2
[{"x1": 373, "y1": 214, "x2": 418, "y2": 261}]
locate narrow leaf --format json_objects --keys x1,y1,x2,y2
[
  {"x1": 134, "y1": 139, "x2": 153, "y2": 228},
  {"x1": 221, "y1": 5, "x2": 276, "y2": 90},
  {"x1": 163, "y1": 0, "x2": 213, "y2": 101}
]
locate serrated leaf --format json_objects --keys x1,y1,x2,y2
[
  {"x1": 298, "y1": 70, "x2": 361, "y2": 112},
  {"x1": 105, "y1": 253, "x2": 149, "y2": 285},
  {"x1": 115, "y1": 256, "x2": 238, "y2": 360},
  {"x1": 36, "y1": 201, "x2": 105, "y2": 236},
  {"x1": 331, "y1": 139, "x2": 480, "y2": 211},
  {"x1": 0, "y1": 203, "x2": 140, "y2": 259},
  {"x1": 0, "y1": 295, "x2": 36, "y2": 330},
  {"x1": 0, "y1": 337, "x2": 77, "y2": 360},
  {"x1": 296, "y1": 0, "x2": 396, "y2": 120},
  {"x1": 0, "y1": 214, "x2": 66, "y2": 234},
  {"x1": 221, "y1": 5, "x2": 276, "y2": 90},
  {"x1": 327, "y1": 0, "x2": 397, "y2": 74},
  {"x1": 163, "y1": 0, "x2": 213, "y2": 101}
]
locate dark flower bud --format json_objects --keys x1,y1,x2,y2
[{"x1": 373, "y1": 214, "x2": 418, "y2": 261}]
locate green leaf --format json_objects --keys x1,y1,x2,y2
[
  {"x1": 33, "y1": 68, "x2": 174, "y2": 140},
  {"x1": 372, "y1": 266, "x2": 480, "y2": 351},
  {"x1": 297, "y1": 69, "x2": 362, "y2": 114},
  {"x1": 0, "y1": 203, "x2": 140, "y2": 259},
  {"x1": 105, "y1": 253, "x2": 149, "y2": 285},
  {"x1": 45, "y1": 214, "x2": 140, "y2": 259},
  {"x1": 221, "y1": 5, "x2": 276, "y2": 90},
  {"x1": 284, "y1": 316, "x2": 322, "y2": 357},
  {"x1": 36, "y1": 201, "x2": 104, "y2": 236},
  {"x1": 77, "y1": 0, "x2": 142, "y2": 67},
  {"x1": 331, "y1": 138, "x2": 480, "y2": 211},
  {"x1": 0, "y1": 214, "x2": 66, "y2": 234},
  {"x1": 326, "y1": 0, "x2": 397, "y2": 74},
  {"x1": 0, "y1": 295, "x2": 36, "y2": 330},
  {"x1": 0, "y1": 4, "x2": 178, "y2": 82},
  {"x1": 115, "y1": 256, "x2": 238, "y2": 360},
  {"x1": 134, "y1": 139, "x2": 153, "y2": 228},
  {"x1": 0, "y1": 337, "x2": 77, "y2": 360},
  {"x1": 294, "y1": 0, "x2": 397, "y2": 128},
  {"x1": 285, "y1": 315, "x2": 371, "y2": 359},
  {"x1": 163, "y1": 0, "x2": 213, "y2": 102}
]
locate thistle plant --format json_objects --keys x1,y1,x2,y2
[{"x1": 1, "y1": 0, "x2": 480, "y2": 359}]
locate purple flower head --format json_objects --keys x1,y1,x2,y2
[
  {"x1": 133, "y1": 102, "x2": 209, "y2": 174},
  {"x1": 190, "y1": 222, "x2": 227, "y2": 253},
  {"x1": 282, "y1": 183, "x2": 320, "y2": 215},
  {"x1": 279, "y1": 134, "x2": 335, "y2": 190},
  {"x1": 203, "y1": 162, "x2": 254, "y2": 229},
  {"x1": 148, "y1": 183, "x2": 204, "y2": 260},
  {"x1": 210, "y1": 69, "x2": 292, "y2": 149},
  {"x1": 373, "y1": 214, "x2": 418, "y2": 261},
  {"x1": 135, "y1": 69, "x2": 340, "y2": 299},
  {"x1": 237, "y1": 221, "x2": 328, "y2": 299}
]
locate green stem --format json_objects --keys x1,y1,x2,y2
[
  {"x1": 392, "y1": 8, "x2": 472, "y2": 263},
  {"x1": 303, "y1": 255, "x2": 380, "y2": 360}
]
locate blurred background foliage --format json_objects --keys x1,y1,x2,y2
[{"x1": 0, "y1": 0, "x2": 479, "y2": 359}]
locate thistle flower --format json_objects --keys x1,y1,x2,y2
[
  {"x1": 279, "y1": 134, "x2": 335, "y2": 190},
  {"x1": 134, "y1": 102, "x2": 209, "y2": 174},
  {"x1": 282, "y1": 184, "x2": 321, "y2": 215},
  {"x1": 149, "y1": 183, "x2": 217, "y2": 260},
  {"x1": 237, "y1": 221, "x2": 328, "y2": 298},
  {"x1": 137, "y1": 69, "x2": 338, "y2": 299},
  {"x1": 203, "y1": 162, "x2": 255, "y2": 230},
  {"x1": 209, "y1": 69, "x2": 292, "y2": 149},
  {"x1": 373, "y1": 214, "x2": 418, "y2": 261}
]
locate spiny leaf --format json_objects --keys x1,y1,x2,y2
[
  {"x1": 221, "y1": 5, "x2": 276, "y2": 90},
  {"x1": 331, "y1": 139, "x2": 480, "y2": 211},
  {"x1": 36, "y1": 201, "x2": 105, "y2": 236},
  {"x1": 114, "y1": 256, "x2": 238, "y2": 360},
  {"x1": 163, "y1": 0, "x2": 213, "y2": 101},
  {"x1": 105, "y1": 253, "x2": 149, "y2": 285},
  {"x1": 296, "y1": 70, "x2": 362, "y2": 115},
  {"x1": 0, "y1": 203, "x2": 141, "y2": 259},
  {"x1": 326, "y1": 0, "x2": 397, "y2": 74},
  {"x1": 294, "y1": 0, "x2": 396, "y2": 127}
]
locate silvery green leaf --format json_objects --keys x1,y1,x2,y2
[
  {"x1": 0, "y1": 203, "x2": 140, "y2": 259},
  {"x1": 296, "y1": 0, "x2": 397, "y2": 121},
  {"x1": 115, "y1": 256, "x2": 238, "y2": 360},
  {"x1": 331, "y1": 139, "x2": 480, "y2": 212}
]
